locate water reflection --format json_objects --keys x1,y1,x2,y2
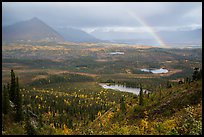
[
  {"x1": 109, "y1": 52, "x2": 124, "y2": 55},
  {"x1": 141, "y1": 68, "x2": 168, "y2": 74},
  {"x1": 99, "y1": 83, "x2": 148, "y2": 95}
]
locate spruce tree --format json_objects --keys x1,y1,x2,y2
[
  {"x1": 120, "y1": 96, "x2": 126, "y2": 113},
  {"x1": 15, "y1": 77, "x2": 23, "y2": 122},
  {"x1": 159, "y1": 85, "x2": 162, "y2": 101},
  {"x1": 67, "y1": 119, "x2": 73, "y2": 129},
  {"x1": 7, "y1": 83, "x2": 10, "y2": 95},
  {"x1": 2, "y1": 85, "x2": 9, "y2": 114},
  {"x1": 139, "y1": 84, "x2": 143, "y2": 106},
  {"x1": 9, "y1": 69, "x2": 16, "y2": 103},
  {"x1": 166, "y1": 81, "x2": 172, "y2": 88},
  {"x1": 185, "y1": 77, "x2": 190, "y2": 84},
  {"x1": 192, "y1": 67, "x2": 200, "y2": 81}
]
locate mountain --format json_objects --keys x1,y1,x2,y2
[
  {"x1": 90, "y1": 29, "x2": 151, "y2": 40},
  {"x1": 90, "y1": 28, "x2": 202, "y2": 46},
  {"x1": 158, "y1": 28, "x2": 202, "y2": 44},
  {"x1": 2, "y1": 17, "x2": 65, "y2": 42},
  {"x1": 56, "y1": 27, "x2": 102, "y2": 43}
]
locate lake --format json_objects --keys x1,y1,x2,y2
[
  {"x1": 99, "y1": 83, "x2": 148, "y2": 95},
  {"x1": 141, "y1": 68, "x2": 168, "y2": 74},
  {"x1": 109, "y1": 52, "x2": 124, "y2": 55}
]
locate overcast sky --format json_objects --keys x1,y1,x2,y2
[{"x1": 2, "y1": 2, "x2": 202, "y2": 33}]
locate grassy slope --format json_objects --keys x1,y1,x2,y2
[
  {"x1": 2, "y1": 80, "x2": 202, "y2": 135},
  {"x1": 85, "y1": 80, "x2": 202, "y2": 135}
]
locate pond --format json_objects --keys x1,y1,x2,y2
[
  {"x1": 141, "y1": 68, "x2": 168, "y2": 74},
  {"x1": 109, "y1": 52, "x2": 124, "y2": 55},
  {"x1": 99, "y1": 83, "x2": 149, "y2": 95}
]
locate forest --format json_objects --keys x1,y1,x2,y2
[{"x1": 2, "y1": 42, "x2": 202, "y2": 135}]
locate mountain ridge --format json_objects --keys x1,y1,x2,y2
[
  {"x1": 2, "y1": 17, "x2": 65, "y2": 42},
  {"x1": 2, "y1": 17, "x2": 104, "y2": 43},
  {"x1": 90, "y1": 28, "x2": 202, "y2": 45},
  {"x1": 56, "y1": 27, "x2": 102, "y2": 43}
]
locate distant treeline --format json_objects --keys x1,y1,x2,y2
[{"x1": 30, "y1": 74, "x2": 94, "y2": 86}]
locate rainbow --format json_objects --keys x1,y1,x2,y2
[{"x1": 127, "y1": 10, "x2": 169, "y2": 48}]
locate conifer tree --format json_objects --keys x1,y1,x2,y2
[
  {"x1": 185, "y1": 77, "x2": 190, "y2": 84},
  {"x1": 120, "y1": 96, "x2": 126, "y2": 113},
  {"x1": 7, "y1": 83, "x2": 10, "y2": 95},
  {"x1": 15, "y1": 77, "x2": 23, "y2": 122},
  {"x1": 2, "y1": 85, "x2": 9, "y2": 114},
  {"x1": 9, "y1": 69, "x2": 16, "y2": 103},
  {"x1": 192, "y1": 67, "x2": 201, "y2": 81},
  {"x1": 159, "y1": 85, "x2": 162, "y2": 101},
  {"x1": 166, "y1": 81, "x2": 172, "y2": 88},
  {"x1": 139, "y1": 84, "x2": 143, "y2": 106},
  {"x1": 67, "y1": 119, "x2": 73, "y2": 129}
]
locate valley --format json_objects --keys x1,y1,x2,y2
[
  {"x1": 2, "y1": 42, "x2": 202, "y2": 135},
  {"x1": 2, "y1": 2, "x2": 202, "y2": 135},
  {"x1": 3, "y1": 42, "x2": 202, "y2": 89}
]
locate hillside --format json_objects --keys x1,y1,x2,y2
[
  {"x1": 56, "y1": 28, "x2": 102, "y2": 43},
  {"x1": 2, "y1": 42, "x2": 202, "y2": 135},
  {"x1": 84, "y1": 79, "x2": 202, "y2": 135},
  {"x1": 2, "y1": 17, "x2": 65, "y2": 42},
  {"x1": 2, "y1": 74, "x2": 202, "y2": 135}
]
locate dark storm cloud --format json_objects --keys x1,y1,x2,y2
[
  {"x1": 143, "y1": 2, "x2": 202, "y2": 27},
  {"x1": 2, "y1": 2, "x2": 135, "y2": 27},
  {"x1": 2, "y1": 2, "x2": 202, "y2": 31}
]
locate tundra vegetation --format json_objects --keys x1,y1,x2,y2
[{"x1": 2, "y1": 42, "x2": 202, "y2": 135}]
